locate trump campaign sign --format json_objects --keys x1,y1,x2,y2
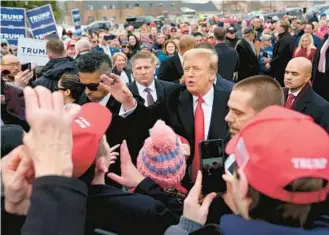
[
  {"x1": 26, "y1": 4, "x2": 55, "y2": 29},
  {"x1": 32, "y1": 24, "x2": 58, "y2": 40},
  {"x1": 0, "y1": 7, "x2": 27, "y2": 45},
  {"x1": 0, "y1": 27, "x2": 26, "y2": 46},
  {"x1": 71, "y1": 9, "x2": 82, "y2": 36},
  {"x1": 26, "y1": 4, "x2": 58, "y2": 40},
  {"x1": 0, "y1": 7, "x2": 26, "y2": 28},
  {"x1": 17, "y1": 38, "x2": 49, "y2": 66}
]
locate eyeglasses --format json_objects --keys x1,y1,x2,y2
[{"x1": 81, "y1": 82, "x2": 100, "y2": 91}]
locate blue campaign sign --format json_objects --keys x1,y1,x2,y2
[
  {"x1": 27, "y1": 4, "x2": 55, "y2": 29},
  {"x1": 72, "y1": 9, "x2": 80, "y2": 23},
  {"x1": 71, "y1": 9, "x2": 81, "y2": 36},
  {"x1": 32, "y1": 23, "x2": 58, "y2": 40},
  {"x1": 0, "y1": 27, "x2": 26, "y2": 45},
  {"x1": 0, "y1": 7, "x2": 26, "y2": 28}
]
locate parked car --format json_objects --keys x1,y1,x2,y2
[
  {"x1": 85, "y1": 21, "x2": 113, "y2": 33},
  {"x1": 126, "y1": 16, "x2": 161, "y2": 29}
]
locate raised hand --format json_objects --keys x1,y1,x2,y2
[
  {"x1": 1, "y1": 146, "x2": 34, "y2": 215},
  {"x1": 99, "y1": 73, "x2": 136, "y2": 110},
  {"x1": 23, "y1": 86, "x2": 81, "y2": 178},
  {"x1": 107, "y1": 140, "x2": 145, "y2": 188}
]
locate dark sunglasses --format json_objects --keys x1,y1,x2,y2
[
  {"x1": 121, "y1": 45, "x2": 130, "y2": 48},
  {"x1": 1, "y1": 43, "x2": 8, "y2": 47},
  {"x1": 81, "y1": 82, "x2": 100, "y2": 91}
]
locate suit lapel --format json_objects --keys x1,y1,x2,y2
[
  {"x1": 292, "y1": 84, "x2": 312, "y2": 112},
  {"x1": 129, "y1": 81, "x2": 139, "y2": 96},
  {"x1": 207, "y1": 86, "x2": 229, "y2": 140},
  {"x1": 177, "y1": 88, "x2": 194, "y2": 145},
  {"x1": 172, "y1": 54, "x2": 183, "y2": 76},
  {"x1": 242, "y1": 39, "x2": 256, "y2": 57}
]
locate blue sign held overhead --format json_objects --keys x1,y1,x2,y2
[
  {"x1": 0, "y1": 7, "x2": 26, "y2": 28},
  {"x1": 32, "y1": 24, "x2": 58, "y2": 40},
  {"x1": 27, "y1": 4, "x2": 55, "y2": 29},
  {"x1": 71, "y1": 9, "x2": 81, "y2": 36},
  {"x1": 0, "y1": 27, "x2": 26, "y2": 45}
]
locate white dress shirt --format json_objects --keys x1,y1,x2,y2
[
  {"x1": 98, "y1": 93, "x2": 111, "y2": 107},
  {"x1": 192, "y1": 86, "x2": 214, "y2": 139},
  {"x1": 120, "y1": 70, "x2": 130, "y2": 84},
  {"x1": 135, "y1": 80, "x2": 157, "y2": 107},
  {"x1": 178, "y1": 52, "x2": 184, "y2": 66},
  {"x1": 100, "y1": 45, "x2": 112, "y2": 58},
  {"x1": 288, "y1": 88, "x2": 303, "y2": 106}
]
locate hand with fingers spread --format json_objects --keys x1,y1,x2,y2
[
  {"x1": 183, "y1": 171, "x2": 217, "y2": 225},
  {"x1": 92, "y1": 140, "x2": 120, "y2": 185},
  {"x1": 23, "y1": 86, "x2": 81, "y2": 178},
  {"x1": 14, "y1": 70, "x2": 34, "y2": 87},
  {"x1": 1, "y1": 146, "x2": 34, "y2": 215},
  {"x1": 99, "y1": 73, "x2": 136, "y2": 110},
  {"x1": 107, "y1": 140, "x2": 145, "y2": 188}
]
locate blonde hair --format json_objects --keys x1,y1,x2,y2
[
  {"x1": 112, "y1": 52, "x2": 128, "y2": 67},
  {"x1": 183, "y1": 48, "x2": 218, "y2": 75},
  {"x1": 296, "y1": 34, "x2": 315, "y2": 57}
]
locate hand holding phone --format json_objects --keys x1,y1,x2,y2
[
  {"x1": 3, "y1": 82, "x2": 25, "y2": 120},
  {"x1": 21, "y1": 63, "x2": 31, "y2": 72}
]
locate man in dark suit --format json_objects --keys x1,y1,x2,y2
[
  {"x1": 270, "y1": 20, "x2": 295, "y2": 86},
  {"x1": 213, "y1": 27, "x2": 239, "y2": 81},
  {"x1": 284, "y1": 57, "x2": 329, "y2": 133},
  {"x1": 92, "y1": 31, "x2": 120, "y2": 61},
  {"x1": 113, "y1": 52, "x2": 175, "y2": 162},
  {"x1": 235, "y1": 27, "x2": 259, "y2": 81},
  {"x1": 312, "y1": 36, "x2": 329, "y2": 102},
  {"x1": 157, "y1": 35, "x2": 196, "y2": 83},
  {"x1": 102, "y1": 48, "x2": 230, "y2": 191}
]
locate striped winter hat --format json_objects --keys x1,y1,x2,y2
[{"x1": 137, "y1": 120, "x2": 187, "y2": 189}]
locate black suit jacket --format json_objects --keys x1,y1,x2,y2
[
  {"x1": 235, "y1": 38, "x2": 259, "y2": 81},
  {"x1": 271, "y1": 32, "x2": 295, "y2": 86},
  {"x1": 215, "y1": 43, "x2": 239, "y2": 80},
  {"x1": 284, "y1": 84, "x2": 329, "y2": 133},
  {"x1": 123, "y1": 85, "x2": 230, "y2": 187},
  {"x1": 157, "y1": 53, "x2": 183, "y2": 83}
]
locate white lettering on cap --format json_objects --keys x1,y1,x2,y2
[
  {"x1": 291, "y1": 158, "x2": 328, "y2": 169},
  {"x1": 74, "y1": 117, "x2": 91, "y2": 129}
]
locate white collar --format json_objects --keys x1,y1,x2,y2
[
  {"x1": 98, "y1": 93, "x2": 111, "y2": 106},
  {"x1": 288, "y1": 88, "x2": 303, "y2": 97},
  {"x1": 192, "y1": 86, "x2": 214, "y2": 105},
  {"x1": 136, "y1": 79, "x2": 156, "y2": 93},
  {"x1": 178, "y1": 52, "x2": 183, "y2": 65}
]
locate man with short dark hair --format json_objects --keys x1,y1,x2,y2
[
  {"x1": 213, "y1": 27, "x2": 239, "y2": 81},
  {"x1": 269, "y1": 20, "x2": 295, "y2": 86},
  {"x1": 33, "y1": 40, "x2": 78, "y2": 91},
  {"x1": 284, "y1": 57, "x2": 329, "y2": 133},
  {"x1": 225, "y1": 75, "x2": 284, "y2": 136},
  {"x1": 296, "y1": 23, "x2": 321, "y2": 47},
  {"x1": 235, "y1": 27, "x2": 259, "y2": 81}
]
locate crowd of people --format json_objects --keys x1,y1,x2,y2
[{"x1": 1, "y1": 10, "x2": 329, "y2": 235}]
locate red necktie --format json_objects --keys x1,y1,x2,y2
[
  {"x1": 285, "y1": 94, "x2": 295, "y2": 109},
  {"x1": 192, "y1": 97, "x2": 204, "y2": 182}
]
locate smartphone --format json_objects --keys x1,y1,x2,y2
[
  {"x1": 263, "y1": 51, "x2": 268, "y2": 58},
  {"x1": 224, "y1": 154, "x2": 236, "y2": 176},
  {"x1": 189, "y1": 224, "x2": 221, "y2": 235},
  {"x1": 303, "y1": 7, "x2": 307, "y2": 14},
  {"x1": 21, "y1": 63, "x2": 31, "y2": 72},
  {"x1": 3, "y1": 82, "x2": 25, "y2": 120},
  {"x1": 104, "y1": 35, "x2": 116, "y2": 41},
  {"x1": 199, "y1": 139, "x2": 225, "y2": 169}
]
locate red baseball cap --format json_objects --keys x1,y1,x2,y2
[
  {"x1": 71, "y1": 103, "x2": 112, "y2": 177},
  {"x1": 226, "y1": 105, "x2": 329, "y2": 204},
  {"x1": 66, "y1": 40, "x2": 76, "y2": 49}
]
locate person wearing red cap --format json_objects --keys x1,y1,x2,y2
[
  {"x1": 283, "y1": 57, "x2": 329, "y2": 133},
  {"x1": 165, "y1": 106, "x2": 329, "y2": 235},
  {"x1": 66, "y1": 39, "x2": 76, "y2": 59}
]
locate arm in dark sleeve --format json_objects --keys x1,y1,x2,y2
[
  {"x1": 86, "y1": 184, "x2": 179, "y2": 235},
  {"x1": 135, "y1": 177, "x2": 184, "y2": 217},
  {"x1": 22, "y1": 176, "x2": 87, "y2": 235}
]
